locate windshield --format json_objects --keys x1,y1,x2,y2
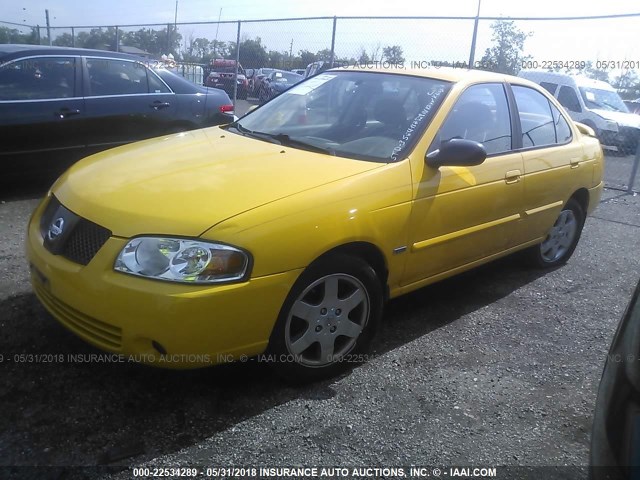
[
  {"x1": 231, "y1": 71, "x2": 450, "y2": 162},
  {"x1": 579, "y1": 87, "x2": 629, "y2": 113}
]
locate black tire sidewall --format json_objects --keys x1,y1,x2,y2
[{"x1": 267, "y1": 254, "x2": 383, "y2": 383}]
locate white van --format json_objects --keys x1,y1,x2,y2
[{"x1": 519, "y1": 70, "x2": 640, "y2": 154}]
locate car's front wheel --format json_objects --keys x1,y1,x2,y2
[
  {"x1": 268, "y1": 254, "x2": 383, "y2": 382},
  {"x1": 526, "y1": 198, "x2": 585, "y2": 268}
]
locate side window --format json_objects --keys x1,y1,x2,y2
[
  {"x1": 87, "y1": 58, "x2": 149, "y2": 96},
  {"x1": 0, "y1": 57, "x2": 75, "y2": 101},
  {"x1": 512, "y1": 85, "x2": 556, "y2": 148},
  {"x1": 148, "y1": 70, "x2": 171, "y2": 93},
  {"x1": 430, "y1": 83, "x2": 512, "y2": 155},
  {"x1": 540, "y1": 82, "x2": 558, "y2": 95},
  {"x1": 550, "y1": 103, "x2": 572, "y2": 144},
  {"x1": 557, "y1": 86, "x2": 582, "y2": 113}
]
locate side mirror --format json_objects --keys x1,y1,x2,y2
[{"x1": 425, "y1": 138, "x2": 487, "y2": 168}]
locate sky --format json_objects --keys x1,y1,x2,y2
[
  {"x1": 2, "y1": 0, "x2": 639, "y2": 76},
  {"x1": 3, "y1": 0, "x2": 639, "y2": 26}
]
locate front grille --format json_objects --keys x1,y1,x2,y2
[
  {"x1": 40, "y1": 196, "x2": 112, "y2": 266},
  {"x1": 33, "y1": 279, "x2": 123, "y2": 350},
  {"x1": 61, "y1": 219, "x2": 111, "y2": 265}
]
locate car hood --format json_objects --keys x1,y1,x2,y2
[
  {"x1": 592, "y1": 109, "x2": 640, "y2": 128},
  {"x1": 52, "y1": 127, "x2": 382, "y2": 238}
]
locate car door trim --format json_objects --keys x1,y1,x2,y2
[
  {"x1": 411, "y1": 213, "x2": 522, "y2": 251},
  {"x1": 524, "y1": 200, "x2": 563, "y2": 217}
]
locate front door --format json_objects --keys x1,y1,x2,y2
[{"x1": 403, "y1": 82, "x2": 524, "y2": 286}]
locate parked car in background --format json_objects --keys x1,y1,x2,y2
[
  {"x1": 304, "y1": 60, "x2": 331, "y2": 78},
  {"x1": 591, "y1": 278, "x2": 640, "y2": 479},
  {"x1": 245, "y1": 68, "x2": 256, "y2": 94},
  {"x1": 251, "y1": 67, "x2": 275, "y2": 96},
  {"x1": 291, "y1": 69, "x2": 306, "y2": 76},
  {"x1": 258, "y1": 70, "x2": 303, "y2": 103},
  {"x1": 0, "y1": 44, "x2": 234, "y2": 178},
  {"x1": 205, "y1": 59, "x2": 248, "y2": 99},
  {"x1": 27, "y1": 68, "x2": 603, "y2": 382},
  {"x1": 519, "y1": 70, "x2": 640, "y2": 154},
  {"x1": 624, "y1": 99, "x2": 640, "y2": 116}
]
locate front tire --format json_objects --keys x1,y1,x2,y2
[
  {"x1": 526, "y1": 198, "x2": 585, "y2": 268},
  {"x1": 268, "y1": 254, "x2": 383, "y2": 383}
]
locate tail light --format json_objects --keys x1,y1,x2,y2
[{"x1": 219, "y1": 104, "x2": 234, "y2": 115}]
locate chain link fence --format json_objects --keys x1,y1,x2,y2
[{"x1": 3, "y1": 14, "x2": 639, "y2": 191}]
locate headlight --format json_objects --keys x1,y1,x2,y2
[
  {"x1": 114, "y1": 237, "x2": 250, "y2": 284},
  {"x1": 604, "y1": 120, "x2": 619, "y2": 132}
]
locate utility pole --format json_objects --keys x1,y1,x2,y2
[
  {"x1": 45, "y1": 9, "x2": 51, "y2": 45},
  {"x1": 213, "y1": 8, "x2": 222, "y2": 59},
  {"x1": 289, "y1": 39, "x2": 293, "y2": 69},
  {"x1": 468, "y1": 0, "x2": 481, "y2": 68},
  {"x1": 174, "y1": 0, "x2": 178, "y2": 54}
]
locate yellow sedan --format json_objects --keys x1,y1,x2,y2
[{"x1": 27, "y1": 67, "x2": 604, "y2": 381}]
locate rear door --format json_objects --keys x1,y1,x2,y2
[
  {"x1": 511, "y1": 84, "x2": 586, "y2": 243},
  {"x1": 82, "y1": 56, "x2": 175, "y2": 150},
  {"x1": 0, "y1": 55, "x2": 85, "y2": 173}
]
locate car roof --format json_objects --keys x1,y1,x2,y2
[
  {"x1": 328, "y1": 66, "x2": 542, "y2": 87},
  {"x1": 0, "y1": 43, "x2": 144, "y2": 62},
  {"x1": 519, "y1": 69, "x2": 615, "y2": 91}
]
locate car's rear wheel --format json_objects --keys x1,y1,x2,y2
[
  {"x1": 526, "y1": 198, "x2": 585, "y2": 268},
  {"x1": 268, "y1": 254, "x2": 383, "y2": 382}
]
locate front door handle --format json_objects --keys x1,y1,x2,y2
[
  {"x1": 570, "y1": 157, "x2": 580, "y2": 168},
  {"x1": 505, "y1": 169, "x2": 521, "y2": 184},
  {"x1": 55, "y1": 108, "x2": 81, "y2": 119},
  {"x1": 150, "y1": 101, "x2": 170, "y2": 110}
]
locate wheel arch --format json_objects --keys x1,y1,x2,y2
[
  {"x1": 569, "y1": 188, "x2": 590, "y2": 215},
  {"x1": 312, "y1": 242, "x2": 390, "y2": 301}
]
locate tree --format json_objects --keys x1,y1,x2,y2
[
  {"x1": 227, "y1": 37, "x2": 268, "y2": 68},
  {"x1": 75, "y1": 27, "x2": 118, "y2": 51},
  {"x1": 316, "y1": 48, "x2": 333, "y2": 62},
  {"x1": 479, "y1": 20, "x2": 531, "y2": 75},
  {"x1": 52, "y1": 33, "x2": 74, "y2": 47},
  {"x1": 267, "y1": 50, "x2": 285, "y2": 68},
  {"x1": 613, "y1": 70, "x2": 640, "y2": 100},
  {"x1": 357, "y1": 47, "x2": 370, "y2": 65},
  {"x1": 583, "y1": 61, "x2": 609, "y2": 82},
  {"x1": 298, "y1": 50, "x2": 317, "y2": 68},
  {"x1": 382, "y1": 45, "x2": 404, "y2": 64},
  {"x1": 0, "y1": 26, "x2": 39, "y2": 44},
  {"x1": 120, "y1": 27, "x2": 181, "y2": 56}
]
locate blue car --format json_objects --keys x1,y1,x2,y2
[{"x1": 258, "y1": 70, "x2": 303, "y2": 103}]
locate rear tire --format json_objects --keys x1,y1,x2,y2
[
  {"x1": 267, "y1": 254, "x2": 383, "y2": 383},
  {"x1": 525, "y1": 198, "x2": 585, "y2": 268}
]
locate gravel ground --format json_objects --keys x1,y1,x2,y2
[{"x1": 0, "y1": 154, "x2": 639, "y2": 479}]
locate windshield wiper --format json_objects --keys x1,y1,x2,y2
[
  {"x1": 225, "y1": 123, "x2": 286, "y2": 145},
  {"x1": 602, "y1": 100, "x2": 623, "y2": 112},
  {"x1": 269, "y1": 133, "x2": 336, "y2": 155},
  {"x1": 225, "y1": 125, "x2": 335, "y2": 155}
]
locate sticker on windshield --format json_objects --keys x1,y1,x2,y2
[
  {"x1": 286, "y1": 74, "x2": 336, "y2": 95},
  {"x1": 585, "y1": 91, "x2": 596, "y2": 101}
]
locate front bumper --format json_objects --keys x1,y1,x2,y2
[{"x1": 27, "y1": 198, "x2": 302, "y2": 369}]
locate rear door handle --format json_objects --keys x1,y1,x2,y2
[
  {"x1": 505, "y1": 169, "x2": 521, "y2": 184},
  {"x1": 570, "y1": 157, "x2": 580, "y2": 168},
  {"x1": 55, "y1": 108, "x2": 81, "y2": 119},
  {"x1": 150, "y1": 101, "x2": 171, "y2": 110}
]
